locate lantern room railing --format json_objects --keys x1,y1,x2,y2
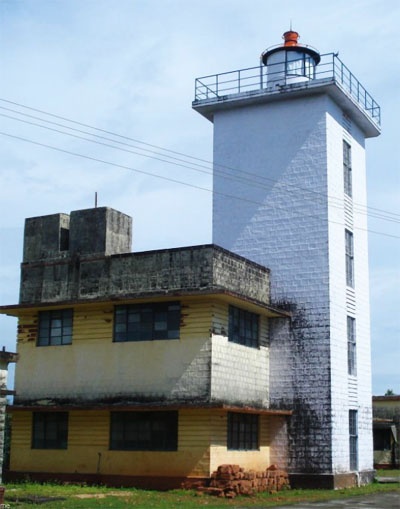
[{"x1": 194, "y1": 53, "x2": 381, "y2": 126}]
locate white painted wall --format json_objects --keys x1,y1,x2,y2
[
  {"x1": 211, "y1": 334, "x2": 269, "y2": 407},
  {"x1": 211, "y1": 91, "x2": 373, "y2": 475},
  {"x1": 325, "y1": 101, "x2": 372, "y2": 474}
]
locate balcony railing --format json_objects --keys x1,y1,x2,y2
[{"x1": 194, "y1": 53, "x2": 380, "y2": 126}]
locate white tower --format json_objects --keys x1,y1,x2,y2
[{"x1": 193, "y1": 30, "x2": 381, "y2": 488}]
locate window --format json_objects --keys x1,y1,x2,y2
[
  {"x1": 349, "y1": 410, "x2": 358, "y2": 471},
  {"x1": 114, "y1": 302, "x2": 180, "y2": 342},
  {"x1": 37, "y1": 309, "x2": 73, "y2": 346},
  {"x1": 373, "y1": 428, "x2": 392, "y2": 451},
  {"x1": 32, "y1": 412, "x2": 68, "y2": 449},
  {"x1": 343, "y1": 141, "x2": 352, "y2": 197},
  {"x1": 110, "y1": 411, "x2": 178, "y2": 451},
  {"x1": 285, "y1": 52, "x2": 315, "y2": 79},
  {"x1": 347, "y1": 316, "x2": 356, "y2": 376},
  {"x1": 228, "y1": 305, "x2": 259, "y2": 348},
  {"x1": 345, "y1": 229, "x2": 354, "y2": 287},
  {"x1": 228, "y1": 412, "x2": 259, "y2": 450}
]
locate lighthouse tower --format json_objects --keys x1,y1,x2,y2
[{"x1": 193, "y1": 31, "x2": 381, "y2": 487}]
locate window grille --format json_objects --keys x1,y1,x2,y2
[
  {"x1": 343, "y1": 141, "x2": 352, "y2": 197},
  {"x1": 349, "y1": 410, "x2": 358, "y2": 471},
  {"x1": 114, "y1": 302, "x2": 180, "y2": 342},
  {"x1": 32, "y1": 412, "x2": 68, "y2": 449},
  {"x1": 37, "y1": 309, "x2": 73, "y2": 346},
  {"x1": 347, "y1": 316, "x2": 356, "y2": 376},
  {"x1": 227, "y1": 412, "x2": 259, "y2": 450},
  {"x1": 228, "y1": 305, "x2": 259, "y2": 348},
  {"x1": 345, "y1": 230, "x2": 354, "y2": 287},
  {"x1": 110, "y1": 411, "x2": 178, "y2": 451}
]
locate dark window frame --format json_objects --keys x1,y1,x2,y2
[
  {"x1": 37, "y1": 309, "x2": 73, "y2": 346},
  {"x1": 227, "y1": 412, "x2": 259, "y2": 451},
  {"x1": 373, "y1": 428, "x2": 392, "y2": 451},
  {"x1": 284, "y1": 51, "x2": 316, "y2": 80},
  {"x1": 343, "y1": 140, "x2": 352, "y2": 197},
  {"x1": 349, "y1": 410, "x2": 358, "y2": 471},
  {"x1": 347, "y1": 316, "x2": 356, "y2": 376},
  {"x1": 345, "y1": 229, "x2": 354, "y2": 288},
  {"x1": 228, "y1": 305, "x2": 259, "y2": 349},
  {"x1": 32, "y1": 412, "x2": 68, "y2": 450},
  {"x1": 110, "y1": 411, "x2": 178, "y2": 451},
  {"x1": 114, "y1": 301, "x2": 181, "y2": 342}
]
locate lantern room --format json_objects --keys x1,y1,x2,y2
[{"x1": 261, "y1": 30, "x2": 320, "y2": 85}]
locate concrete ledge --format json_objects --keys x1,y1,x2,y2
[{"x1": 289, "y1": 471, "x2": 374, "y2": 489}]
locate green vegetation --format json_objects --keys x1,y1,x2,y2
[
  {"x1": 375, "y1": 469, "x2": 400, "y2": 478},
  {"x1": 3, "y1": 481, "x2": 399, "y2": 509}
]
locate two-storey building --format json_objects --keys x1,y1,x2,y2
[{"x1": 2, "y1": 206, "x2": 290, "y2": 488}]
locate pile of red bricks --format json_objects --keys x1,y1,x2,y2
[{"x1": 199, "y1": 464, "x2": 290, "y2": 498}]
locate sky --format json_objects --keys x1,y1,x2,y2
[{"x1": 0, "y1": 0, "x2": 399, "y2": 395}]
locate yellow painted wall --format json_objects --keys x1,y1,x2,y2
[
  {"x1": 10, "y1": 409, "x2": 277, "y2": 478},
  {"x1": 15, "y1": 299, "x2": 213, "y2": 402},
  {"x1": 10, "y1": 409, "x2": 212, "y2": 477},
  {"x1": 209, "y1": 411, "x2": 271, "y2": 473},
  {"x1": 15, "y1": 298, "x2": 271, "y2": 405},
  {"x1": 12, "y1": 297, "x2": 277, "y2": 478},
  {"x1": 210, "y1": 300, "x2": 270, "y2": 406}
]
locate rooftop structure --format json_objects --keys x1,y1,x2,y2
[{"x1": 193, "y1": 30, "x2": 380, "y2": 136}]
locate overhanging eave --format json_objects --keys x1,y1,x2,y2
[{"x1": 192, "y1": 78, "x2": 381, "y2": 138}]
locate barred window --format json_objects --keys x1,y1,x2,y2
[
  {"x1": 228, "y1": 305, "x2": 259, "y2": 348},
  {"x1": 343, "y1": 141, "x2": 352, "y2": 197},
  {"x1": 37, "y1": 309, "x2": 73, "y2": 346},
  {"x1": 32, "y1": 412, "x2": 68, "y2": 449},
  {"x1": 347, "y1": 316, "x2": 356, "y2": 376},
  {"x1": 110, "y1": 411, "x2": 178, "y2": 451},
  {"x1": 114, "y1": 302, "x2": 180, "y2": 342},
  {"x1": 349, "y1": 410, "x2": 358, "y2": 471},
  {"x1": 227, "y1": 412, "x2": 259, "y2": 450},
  {"x1": 345, "y1": 229, "x2": 354, "y2": 287}
]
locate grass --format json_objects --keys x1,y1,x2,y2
[
  {"x1": 3, "y1": 480, "x2": 400, "y2": 509},
  {"x1": 375, "y1": 468, "x2": 400, "y2": 478}
]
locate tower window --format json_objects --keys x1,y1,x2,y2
[
  {"x1": 343, "y1": 141, "x2": 352, "y2": 197},
  {"x1": 345, "y1": 230, "x2": 354, "y2": 287},
  {"x1": 32, "y1": 412, "x2": 68, "y2": 449},
  {"x1": 349, "y1": 410, "x2": 358, "y2": 471},
  {"x1": 347, "y1": 316, "x2": 356, "y2": 376},
  {"x1": 37, "y1": 309, "x2": 73, "y2": 346},
  {"x1": 114, "y1": 302, "x2": 181, "y2": 342},
  {"x1": 228, "y1": 305, "x2": 259, "y2": 348},
  {"x1": 227, "y1": 412, "x2": 259, "y2": 450}
]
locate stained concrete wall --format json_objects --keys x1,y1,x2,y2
[
  {"x1": 20, "y1": 209, "x2": 271, "y2": 308},
  {"x1": 23, "y1": 208, "x2": 131, "y2": 263}
]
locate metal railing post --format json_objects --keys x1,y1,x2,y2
[{"x1": 193, "y1": 54, "x2": 380, "y2": 127}]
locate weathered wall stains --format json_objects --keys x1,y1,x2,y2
[
  {"x1": 269, "y1": 304, "x2": 332, "y2": 473},
  {"x1": 20, "y1": 209, "x2": 272, "y2": 308}
]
